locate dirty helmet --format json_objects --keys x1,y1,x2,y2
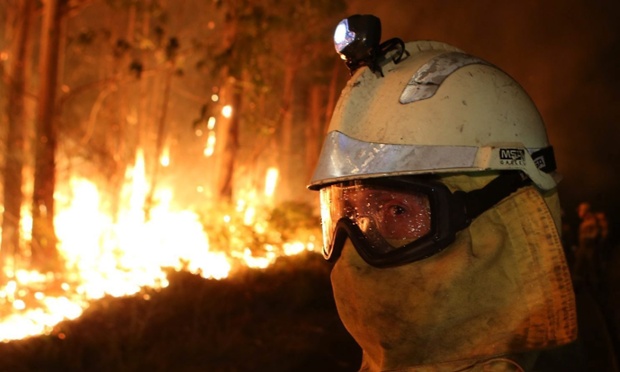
[{"x1": 308, "y1": 15, "x2": 559, "y2": 267}]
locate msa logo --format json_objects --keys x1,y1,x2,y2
[{"x1": 499, "y1": 148, "x2": 526, "y2": 166}]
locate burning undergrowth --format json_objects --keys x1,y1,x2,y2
[
  {"x1": 0, "y1": 151, "x2": 323, "y2": 342},
  {"x1": 0, "y1": 252, "x2": 361, "y2": 371},
  {"x1": 0, "y1": 153, "x2": 356, "y2": 370}
]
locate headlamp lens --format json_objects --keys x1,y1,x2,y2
[
  {"x1": 334, "y1": 19, "x2": 355, "y2": 56},
  {"x1": 333, "y1": 15, "x2": 382, "y2": 67}
]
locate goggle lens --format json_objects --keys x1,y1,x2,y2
[
  {"x1": 320, "y1": 181, "x2": 432, "y2": 260},
  {"x1": 318, "y1": 172, "x2": 531, "y2": 267}
]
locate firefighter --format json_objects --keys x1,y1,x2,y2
[
  {"x1": 574, "y1": 202, "x2": 603, "y2": 288},
  {"x1": 308, "y1": 15, "x2": 578, "y2": 371}
]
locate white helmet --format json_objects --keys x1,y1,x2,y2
[
  {"x1": 308, "y1": 15, "x2": 560, "y2": 267},
  {"x1": 308, "y1": 36, "x2": 558, "y2": 191}
]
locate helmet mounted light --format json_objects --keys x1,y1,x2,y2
[{"x1": 334, "y1": 14, "x2": 409, "y2": 76}]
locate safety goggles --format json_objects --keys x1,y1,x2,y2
[{"x1": 319, "y1": 172, "x2": 530, "y2": 267}]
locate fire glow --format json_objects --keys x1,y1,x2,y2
[{"x1": 0, "y1": 151, "x2": 317, "y2": 342}]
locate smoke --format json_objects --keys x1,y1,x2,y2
[{"x1": 346, "y1": 0, "x2": 620, "y2": 228}]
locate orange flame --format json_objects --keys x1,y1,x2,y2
[{"x1": 0, "y1": 150, "x2": 317, "y2": 341}]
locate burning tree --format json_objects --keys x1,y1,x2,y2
[
  {"x1": 0, "y1": 0, "x2": 347, "y2": 340},
  {"x1": 206, "y1": 0, "x2": 348, "y2": 201},
  {"x1": 1, "y1": 0, "x2": 35, "y2": 279},
  {"x1": 31, "y1": 0, "x2": 64, "y2": 272}
]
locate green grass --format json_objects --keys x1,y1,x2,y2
[{"x1": 0, "y1": 252, "x2": 361, "y2": 372}]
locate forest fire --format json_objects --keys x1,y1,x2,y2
[
  {"x1": 0, "y1": 0, "x2": 337, "y2": 347},
  {"x1": 0, "y1": 150, "x2": 317, "y2": 342}
]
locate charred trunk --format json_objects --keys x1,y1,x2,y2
[
  {"x1": 31, "y1": 0, "x2": 63, "y2": 272},
  {"x1": 305, "y1": 85, "x2": 323, "y2": 182},
  {"x1": 1, "y1": 0, "x2": 34, "y2": 278},
  {"x1": 219, "y1": 85, "x2": 241, "y2": 201}
]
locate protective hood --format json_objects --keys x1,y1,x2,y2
[{"x1": 330, "y1": 174, "x2": 577, "y2": 371}]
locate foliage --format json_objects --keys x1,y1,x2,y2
[
  {"x1": 269, "y1": 201, "x2": 320, "y2": 240},
  {"x1": 51, "y1": 0, "x2": 348, "y2": 207},
  {"x1": 196, "y1": 200, "x2": 321, "y2": 259}
]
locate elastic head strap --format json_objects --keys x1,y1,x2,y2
[{"x1": 452, "y1": 172, "x2": 531, "y2": 230}]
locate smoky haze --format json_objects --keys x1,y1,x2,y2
[{"x1": 346, "y1": 0, "x2": 620, "y2": 231}]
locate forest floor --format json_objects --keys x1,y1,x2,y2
[
  {"x1": 0, "y1": 252, "x2": 361, "y2": 372},
  {"x1": 1, "y1": 248, "x2": 619, "y2": 372}
]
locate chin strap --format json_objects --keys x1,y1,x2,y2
[{"x1": 452, "y1": 171, "x2": 532, "y2": 230}]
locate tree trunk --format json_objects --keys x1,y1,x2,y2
[
  {"x1": 218, "y1": 82, "x2": 241, "y2": 202},
  {"x1": 325, "y1": 60, "x2": 342, "y2": 134},
  {"x1": 1, "y1": 0, "x2": 34, "y2": 279},
  {"x1": 278, "y1": 55, "x2": 297, "y2": 202},
  {"x1": 31, "y1": 0, "x2": 63, "y2": 272},
  {"x1": 136, "y1": 0, "x2": 152, "y2": 175},
  {"x1": 305, "y1": 84, "x2": 322, "y2": 181},
  {"x1": 107, "y1": 7, "x2": 129, "y2": 222},
  {"x1": 145, "y1": 64, "x2": 173, "y2": 220}
]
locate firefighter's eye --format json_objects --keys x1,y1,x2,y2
[{"x1": 388, "y1": 204, "x2": 406, "y2": 216}]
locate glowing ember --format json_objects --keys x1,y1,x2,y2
[
  {"x1": 265, "y1": 167, "x2": 279, "y2": 198},
  {"x1": 204, "y1": 131, "x2": 216, "y2": 157},
  {"x1": 221, "y1": 105, "x2": 233, "y2": 119},
  {"x1": 207, "y1": 116, "x2": 216, "y2": 130},
  {"x1": 160, "y1": 145, "x2": 171, "y2": 167},
  {"x1": 0, "y1": 150, "x2": 317, "y2": 342}
]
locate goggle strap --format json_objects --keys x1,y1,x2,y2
[{"x1": 456, "y1": 172, "x2": 531, "y2": 227}]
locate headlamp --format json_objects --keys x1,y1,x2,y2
[
  {"x1": 334, "y1": 15, "x2": 381, "y2": 63},
  {"x1": 333, "y1": 14, "x2": 409, "y2": 76}
]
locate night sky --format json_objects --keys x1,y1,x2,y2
[{"x1": 345, "y1": 0, "x2": 620, "y2": 232}]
